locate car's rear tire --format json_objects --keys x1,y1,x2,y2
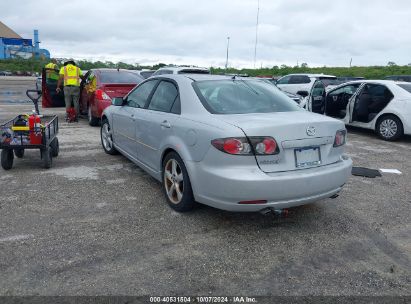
[
  {"x1": 50, "y1": 137, "x2": 59, "y2": 157},
  {"x1": 1, "y1": 149, "x2": 14, "y2": 170},
  {"x1": 101, "y1": 119, "x2": 118, "y2": 155},
  {"x1": 376, "y1": 115, "x2": 403, "y2": 141},
  {"x1": 162, "y1": 152, "x2": 195, "y2": 212},
  {"x1": 88, "y1": 106, "x2": 99, "y2": 126},
  {"x1": 14, "y1": 148, "x2": 24, "y2": 158}
]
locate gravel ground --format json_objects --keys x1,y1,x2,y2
[{"x1": 0, "y1": 79, "x2": 410, "y2": 297}]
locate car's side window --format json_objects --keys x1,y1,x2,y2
[
  {"x1": 312, "y1": 81, "x2": 325, "y2": 97},
  {"x1": 171, "y1": 96, "x2": 181, "y2": 114},
  {"x1": 126, "y1": 80, "x2": 158, "y2": 108},
  {"x1": 329, "y1": 84, "x2": 361, "y2": 97},
  {"x1": 276, "y1": 76, "x2": 290, "y2": 85},
  {"x1": 148, "y1": 81, "x2": 179, "y2": 113}
]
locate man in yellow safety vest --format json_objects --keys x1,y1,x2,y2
[
  {"x1": 44, "y1": 59, "x2": 59, "y2": 83},
  {"x1": 56, "y1": 60, "x2": 84, "y2": 121}
]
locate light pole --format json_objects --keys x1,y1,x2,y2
[
  {"x1": 225, "y1": 36, "x2": 230, "y2": 70},
  {"x1": 254, "y1": 0, "x2": 260, "y2": 69}
]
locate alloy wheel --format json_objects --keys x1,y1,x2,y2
[
  {"x1": 102, "y1": 123, "x2": 113, "y2": 150},
  {"x1": 380, "y1": 119, "x2": 397, "y2": 138},
  {"x1": 164, "y1": 159, "x2": 184, "y2": 204}
]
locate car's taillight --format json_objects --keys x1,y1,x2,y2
[
  {"x1": 211, "y1": 137, "x2": 279, "y2": 155},
  {"x1": 211, "y1": 138, "x2": 252, "y2": 155},
  {"x1": 251, "y1": 137, "x2": 278, "y2": 155},
  {"x1": 95, "y1": 89, "x2": 111, "y2": 101},
  {"x1": 334, "y1": 130, "x2": 346, "y2": 147}
]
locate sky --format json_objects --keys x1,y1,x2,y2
[{"x1": 1, "y1": 0, "x2": 411, "y2": 68}]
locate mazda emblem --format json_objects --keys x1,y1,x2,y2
[{"x1": 306, "y1": 126, "x2": 316, "y2": 136}]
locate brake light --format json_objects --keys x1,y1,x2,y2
[
  {"x1": 211, "y1": 137, "x2": 279, "y2": 155},
  {"x1": 95, "y1": 89, "x2": 111, "y2": 101},
  {"x1": 255, "y1": 138, "x2": 277, "y2": 154},
  {"x1": 334, "y1": 130, "x2": 346, "y2": 147},
  {"x1": 211, "y1": 138, "x2": 251, "y2": 155}
]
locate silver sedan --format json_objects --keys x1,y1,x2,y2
[{"x1": 101, "y1": 75, "x2": 352, "y2": 213}]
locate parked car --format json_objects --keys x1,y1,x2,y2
[
  {"x1": 0, "y1": 70, "x2": 12, "y2": 76},
  {"x1": 384, "y1": 75, "x2": 411, "y2": 82},
  {"x1": 305, "y1": 79, "x2": 411, "y2": 140},
  {"x1": 81, "y1": 69, "x2": 144, "y2": 126},
  {"x1": 275, "y1": 73, "x2": 336, "y2": 96},
  {"x1": 152, "y1": 66, "x2": 210, "y2": 76},
  {"x1": 253, "y1": 77, "x2": 303, "y2": 104},
  {"x1": 36, "y1": 76, "x2": 42, "y2": 91},
  {"x1": 130, "y1": 70, "x2": 155, "y2": 79},
  {"x1": 100, "y1": 75, "x2": 352, "y2": 213}
]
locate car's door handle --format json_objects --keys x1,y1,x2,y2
[{"x1": 161, "y1": 120, "x2": 171, "y2": 128}]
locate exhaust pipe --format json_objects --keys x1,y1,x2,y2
[
  {"x1": 329, "y1": 194, "x2": 339, "y2": 199},
  {"x1": 259, "y1": 208, "x2": 289, "y2": 217}
]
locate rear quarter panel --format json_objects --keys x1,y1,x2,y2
[
  {"x1": 372, "y1": 99, "x2": 411, "y2": 134},
  {"x1": 159, "y1": 115, "x2": 245, "y2": 164}
]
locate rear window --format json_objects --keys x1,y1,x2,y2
[
  {"x1": 289, "y1": 75, "x2": 311, "y2": 84},
  {"x1": 178, "y1": 69, "x2": 210, "y2": 74},
  {"x1": 99, "y1": 71, "x2": 143, "y2": 84},
  {"x1": 193, "y1": 79, "x2": 301, "y2": 114},
  {"x1": 397, "y1": 84, "x2": 411, "y2": 93},
  {"x1": 140, "y1": 71, "x2": 154, "y2": 79}
]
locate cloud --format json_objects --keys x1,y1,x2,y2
[{"x1": 1, "y1": 0, "x2": 411, "y2": 67}]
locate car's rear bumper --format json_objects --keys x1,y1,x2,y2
[
  {"x1": 97, "y1": 100, "x2": 112, "y2": 118},
  {"x1": 186, "y1": 156, "x2": 352, "y2": 212}
]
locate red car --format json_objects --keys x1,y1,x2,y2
[{"x1": 80, "y1": 69, "x2": 144, "y2": 126}]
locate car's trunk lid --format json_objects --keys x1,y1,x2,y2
[
  {"x1": 101, "y1": 84, "x2": 136, "y2": 99},
  {"x1": 215, "y1": 111, "x2": 344, "y2": 173}
]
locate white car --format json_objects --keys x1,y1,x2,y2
[
  {"x1": 276, "y1": 73, "x2": 336, "y2": 96},
  {"x1": 152, "y1": 66, "x2": 210, "y2": 76},
  {"x1": 306, "y1": 80, "x2": 411, "y2": 141}
]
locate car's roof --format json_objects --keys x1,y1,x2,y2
[
  {"x1": 283, "y1": 73, "x2": 336, "y2": 78},
  {"x1": 157, "y1": 66, "x2": 209, "y2": 72},
  {"x1": 342, "y1": 79, "x2": 408, "y2": 85},
  {"x1": 163, "y1": 74, "x2": 254, "y2": 82},
  {"x1": 327, "y1": 79, "x2": 411, "y2": 93},
  {"x1": 91, "y1": 68, "x2": 136, "y2": 73}
]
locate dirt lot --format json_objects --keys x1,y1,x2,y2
[{"x1": 0, "y1": 78, "x2": 410, "y2": 296}]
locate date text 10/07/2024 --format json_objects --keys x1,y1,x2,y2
[{"x1": 149, "y1": 296, "x2": 258, "y2": 303}]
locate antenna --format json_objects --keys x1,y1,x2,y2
[{"x1": 253, "y1": 0, "x2": 260, "y2": 69}]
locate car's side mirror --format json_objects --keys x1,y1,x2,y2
[
  {"x1": 112, "y1": 97, "x2": 124, "y2": 106},
  {"x1": 297, "y1": 90, "x2": 309, "y2": 97}
]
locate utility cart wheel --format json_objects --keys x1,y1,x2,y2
[
  {"x1": 1, "y1": 149, "x2": 14, "y2": 170},
  {"x1": 42, "y1": 146, "x2": 53, "y2": 169},
  {"x1": 50, "y1": 137, "x2": 59, "y2": 157},
  {"x1": 14, "y1": 149, "x2": 25, "y2": 158}
]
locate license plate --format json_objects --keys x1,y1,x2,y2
[{"x1": 295, "y1": 147, "x2": 321, "y2": 168}]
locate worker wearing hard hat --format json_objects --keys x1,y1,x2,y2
[
  {"x1": 56, "y1": 60, "x2": 84, "y2": 121},
  {"x1": 45, "y1": 59, "x2": 59, "y2": 83}
]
